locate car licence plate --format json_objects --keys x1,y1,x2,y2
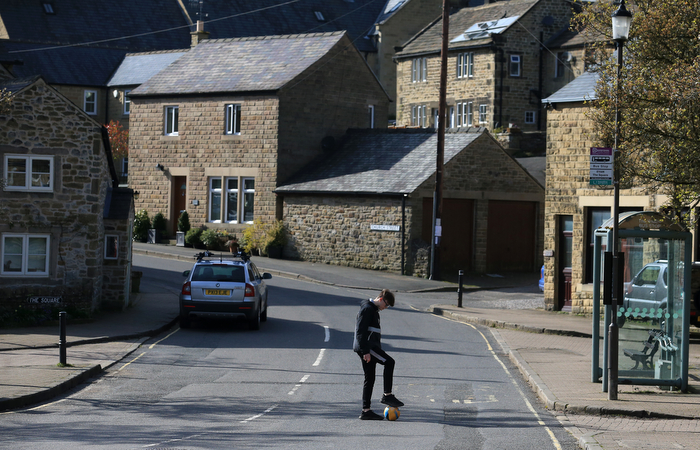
[{"x1": 205, "y1": 289, "x2": 230, "y2": 296}]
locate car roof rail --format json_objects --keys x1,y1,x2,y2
[{"x1": 194, "y1": 250, "x2": 250, "y2": 262}]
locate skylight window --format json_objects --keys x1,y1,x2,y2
[
  {"x1": 451, "y1": 16, "x2": 520, "y2": 43},
  {"x1": 314, "y1": 11, "x2": 325, "y2": 21},
  {"x1": 43, "y1": 3, "x2": 55, "y2": 14}
]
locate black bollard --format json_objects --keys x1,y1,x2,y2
[
  {"x1": 59, "y1": 311, "x2": 67, "y2": 365},
  {"x1": 457, "y1": 270, "x2": 464, "y2": 308}
]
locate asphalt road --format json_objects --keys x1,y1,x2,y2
[{"x1": 0, "y1": 256, "x2": 578, "y2": 449}]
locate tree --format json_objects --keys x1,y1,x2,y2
[
  {"x1": 574, "y1": 0, "x2": 700, "y2": 226},
  {"x1": 105, "y1": 120, "x2": 129, "y2": 160}
]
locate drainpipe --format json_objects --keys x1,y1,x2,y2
[
  {"x1": 537, "y1": 32, "x2": 544, "y2": 131},
  {"x1": 493, "y1": 44, "x2": 504, "y2": 128}
]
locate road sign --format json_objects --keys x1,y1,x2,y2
[{"x1": 590, "y1": 147, "x2": 613, "y2": 185}]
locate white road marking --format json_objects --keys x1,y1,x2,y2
[
  {"x1": 435, "y1": 315, "x2": 563, "y2": 450},
  {"x1": 312, "y1": 348, "x2": 326, "y2": 367},
  {"x1": 288, "y1": 374, "x2": 310, "y2": 395},
  {"x1": 240, "y1": 404, "x2": 278, "y2": 424}
]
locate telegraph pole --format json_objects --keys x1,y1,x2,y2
[{"x1": 430, "y1": 0, "x2": 449, "y2": 280}]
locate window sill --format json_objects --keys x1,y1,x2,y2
[
  {"x1": 162, "y1": 135, "x2": 180, "y2": 140},
  {"x1": 222, "y1": 134, "x2": 243, "y2": 140}
]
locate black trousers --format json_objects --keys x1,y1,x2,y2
[{"x1": 359, "y1": 348, "x2": 395, "y2": 410}]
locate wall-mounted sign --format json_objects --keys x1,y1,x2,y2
[
  {"x1": 371, "y1": 224, "x2": 400, "y2": 232},
  {"x1": 27, "y1": 296, "x2": 62, "y2": 304}
]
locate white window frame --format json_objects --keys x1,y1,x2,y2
[
  {"x1": 457, "y1": 53, "x2": 464, "y2": 78},
  {"x1": 242, "y1": 178, "x2": 255, "y2": 224},
  {"x1": 433, "y1": 108, "x2": 439, "y2": 128},
  {"x1": 224, "y1": 177, "x2": 239, "y2": 223},
  {"x1": 467, "y1": 52, "x2": 474, "y2": 77},
  {"x1": 466, "y1": 102, "x2": 473, "y2": 127},
  {"x1": 479, "y1": 104, "x2": 488, "y2": 124},
  {"x1": 105, "y1": 235, "x2": 118, "y2": 260},
  {"x1": 165, "y1": 106, "x2": 179, "y2": 136},
  {"x1": 84, "y1": 90, "x2": 97, "y2": 115},
  {"x1": 509, "y1": 54, "x2": 521, "y2": 77},
  {"x1": 3, "y1": 155, "x2": 54, "y2": 192},
  {"x1": 412, "y1": 57, "x2": 427, "y2": 82},
  {"x1": 456, "y1": 102, "x2": 463, "y2": 127},
  {"x1": 448, "y1": 106, "x2": 455, "y2": 128},
  {"x1": 1, "y1": 234, "x2": 50, "y2": 277},
  {"x1": 208, "y1": 177, "x2": 222, "y2": 223},
  {"x1": 525, "y1": 111, "x2": 536, "y2": 124},
  {"x1": 421, "y1": 57, "x2": 427, "y2": 82},
  {"x1": 124, "y1": 89, "x2": 131, "y2": 115},
  {"x1": 225, "y1": 103, "x2": 241, "y2": 135},
  {"x1": 368, "y1": 105, "x2": 375, "y2": 129}
]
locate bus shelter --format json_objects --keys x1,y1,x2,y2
[{"x1": 592, "y1": 211, "x2": 692, "y2": 392}]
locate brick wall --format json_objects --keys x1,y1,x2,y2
[{"x1": 0, "y1": 80, "x2": 112, "y2": 312}]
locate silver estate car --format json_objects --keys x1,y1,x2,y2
[
  {"x1": 179, "y1": 251, "x2": 271, "y2": 330},
  {"x1": 620, "y1": 260, "x2": 700, "y2": 327}
]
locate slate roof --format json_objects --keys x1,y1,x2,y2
[
  {"x1": 0, "y1": 41, "x2": 128, "y2": 86},
  {"x1": 0, "y1": 75, "x2": 40, "y2": 94},
  {"x1": 107, "y1": 50, "x2": 188, "y2": 87},
  {"x1": 542, "y1": 70, "x2": 598, "y2": 104},
  {"x1": 276, "y1": 128, "x2": 486, "y2": 195},
  {"x1": 396, "y1": 0, "x2": 539, "y2": 57},
  {"x1": 178, "y1": 0, "x2": 386, "y2": 53},
  {"x1": 130, "y1": 32, "x2": 348, "y2": 96}
]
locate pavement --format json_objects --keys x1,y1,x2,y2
[{"x1": 2, "y1": 242, "x2": 700, "y2": 449}]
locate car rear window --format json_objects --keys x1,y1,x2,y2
[{"x1": 192, "y1": 265, "x2": 246, "y2": 282}]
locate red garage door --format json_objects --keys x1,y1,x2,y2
[
  {"x1": 422, "y1": 198, "x2": 474, "y2": 275},
  {"x1": 486, "y1": 200, "x2": 537, "y2": 272}
]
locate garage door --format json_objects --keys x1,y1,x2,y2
[
  {"x1": 486, "y1": 200, "x2": 537, "y2": 272},
  {"x1": 422, "y1": 198, "x2": 474, "y2": 274}
]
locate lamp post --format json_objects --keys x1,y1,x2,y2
[{"x1": 608, "y1": 0, "x2": 632, "y2": 401}]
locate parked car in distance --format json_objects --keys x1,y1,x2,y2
[
  {"x1": 539, "y1": 265, "x2": 545, "y2": 292},
  {"x1": 620, "y1": 260, "x2": 700, "y2": 328},
  {"x1": 179, "y1": 251, "x2": 271, "y2": 330}
]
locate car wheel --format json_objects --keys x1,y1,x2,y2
[
  {"x1": 180, "y1": 315, "x2": 191, "y2": 329},
  {"x1": 248, "y1": 307, "x2": 261, "y2": 330}
]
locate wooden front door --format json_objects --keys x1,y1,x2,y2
[
  {"x1": 173, "y1": 176, "x2": 187, "y2": 235},
  {"x1": 559, "y1": 215, "x2": 573, "y2": 311}
]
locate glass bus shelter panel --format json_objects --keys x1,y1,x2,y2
[{"x1": 617, "y1": 237, "x2": 685, "y2": 381}]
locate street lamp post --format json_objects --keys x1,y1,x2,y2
[{"x1": 608, "y1": 0, "x2": 632, "y2": 401}]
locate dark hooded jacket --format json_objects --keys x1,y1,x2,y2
[{"x1": 353, "y1": 298, "x2": 381, "y2": 355}]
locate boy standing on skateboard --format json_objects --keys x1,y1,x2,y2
[{"x1": 353, "y1": 289, "x2": 404, "y2": 420}]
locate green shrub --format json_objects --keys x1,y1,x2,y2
[
  {"x1": 133, "y1": 210, "x2": 151, "y2": 242},
  {"x1": 201, "y1": 229, "x2": 221, "y2": 250},
  {"x1": 177, "y1": 211, "x2": 191, "y2": 233},
  {"x1": 152, "y1": 212, "x2": 167, "y2": 234},
  {"x1": 185, "y1": 228, "x2": 203, "y2": 247},
  {"x1": 263, "y1": 220, "x2": 287, "y2": 253}
]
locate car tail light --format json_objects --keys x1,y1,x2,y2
[
  {"x1": 244, "y1": 283, "x2": 255, "y2": 297},
  {"x1": 182, "y1": 281, "x2": 191, "y2": 295}
]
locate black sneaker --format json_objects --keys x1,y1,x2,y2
[
  {"x1": 381, "y1": 394, "x2": 404, "y2": 407},
  {"x1": 359, "y1": 410, "x2": 384, "y2": 420}
]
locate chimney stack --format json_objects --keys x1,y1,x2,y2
[{"x1": 191, "y1": 20, "x2": 210, "y2": 47}]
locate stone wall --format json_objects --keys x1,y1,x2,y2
[
  {"x1": 0, "y1": 80, "x2": 111, "y2": 312},
  {"x1": 283, "y1": 195, "x2": 411, "y2": 273},
  {"x1": 53, "y1": 85, "x2": 108, "y2": 123}
]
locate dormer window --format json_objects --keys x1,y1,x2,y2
[
  {"x1": 314, "y1": 11, "x2": 325, "y2": 21},
  {"x1": 43, "y1": 3, "x2": 54, "y2": 14}
]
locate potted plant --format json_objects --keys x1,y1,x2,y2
[
  {"x1": 176, "y1": 211, "x2": 190, "y2": 247},
  {"x1": 149, "y1": 212, "x2": 167, "y2": 244},
  {"x1": 201, "y1": 229, "x2": 221, "y2": 250},
  {"x1": 264, "y1": 220, "x2": 287, "y2": 259},
  {"x1": 133, "y1": 210, "x2": 151, "y2": 243},
  {"x1": 185, "y1": 228, "x2": 204, "y2": 249}
]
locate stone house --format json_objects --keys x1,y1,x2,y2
[
  {"x1": 276, "y1": 128, "x2": 544, "y2": 276},
  {"x1": 127, "y1": 31, "x2": 390, "y2": 236},
  {"x1": 540, "y1": 71, "x2": 663, "y2": 313},
  {"x1": 393, "y1": 0, "x2": 575, "y2": 139},
  {"x1": 0, "y1": 74, "x2": 135, "y2": 315}
]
